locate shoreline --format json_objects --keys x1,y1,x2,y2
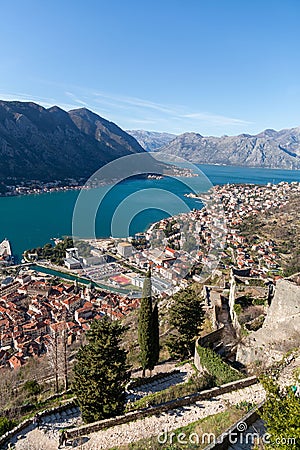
[
  {"x1": 5, "y1": 180, "x2": 300, "y2": 297},
  {"x1": 2, "y1": 175, "x2": 300, "y2": 262},
  {"x1": 2, "y1": 163, "x2": 300, "y2": 199},
  {"x1": 0, "y1": 166, "x2": 198, "y2": 198}
]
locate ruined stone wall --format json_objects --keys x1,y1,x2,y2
[
  {"x1": 236, "y1": 278, "x2": 300, "y2": 368},
  {"x1": 228, "y1": 272, "x2": 242, "y2": 337}
]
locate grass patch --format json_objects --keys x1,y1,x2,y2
[
  {"x1": 126, "y1": 373, "x2": 215, "y2": 412},
  {"x1": 0, "y1": 417, "x2": 17, "y2": 438},
  {"x1": 1, "y1": 391, "x2": 75, "y2": 424},
  {"x1": 112, "y1": 404, "x2": 250, "y2": 449},
  {"x1": 196, "y1": 346, "x2": 242, "y2": 385}
]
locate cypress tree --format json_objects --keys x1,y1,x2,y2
[
  {"x1": 151, "y1": 301, "x2": 160, "y2": 367},
  {"x1": 72, "y1": 317, "x2": 130, "y2": 423},
  {"x1": 138, "y1": 269, "x2": 154, "y2": 376},
  {"x1": 142, "y1": 268, "x2": 152, "y2": 299}
]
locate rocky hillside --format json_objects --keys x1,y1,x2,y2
[
  {"x1": 0, "y1": 101, "x2": 145, "y2": 181},
  {"x1": 158, "y1": 128, "x2": 300, "y2": 169},
  {"x1": 236, "y1": 277, "x2": 300, "y2": 368},
  {"x1": 127, "y1": 130, "x2": 176, "y2": 152},
  {"x1": 238, "y1": 193, "x2": 300, "y2": 276}
]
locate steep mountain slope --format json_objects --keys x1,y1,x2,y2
[
  {"x1": 69, "y1": 108, "x2": 143, "y2": 157},
  {"x1": 158, "y1": 128, "x2": 300, "y2": 169},
  {"x1": 127, "y1": 130, "x2": 176, "y2": 151},
  {"x1": 0, "y1": 101, "x2": 145, "y2": 181}
]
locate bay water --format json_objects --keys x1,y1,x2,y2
[{"x1": 1, "y1": 164, "x2": 299, "y2": 261}]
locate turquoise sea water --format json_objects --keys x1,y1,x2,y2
[{"x1": 1, "y1": 164, "x2": 299, "y2": 261}]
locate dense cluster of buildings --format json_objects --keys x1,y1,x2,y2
[
  {"x1": 1, "y1": 179, "x2": 86, "y2": 197},
  {"x1": 62, "y1": 181, "x2": 295, "y2": 293},
  {"x1": 0, "y1": 272, "x2": 139, "y2": 370},
  {"x1": 63, "y1": 201, "x2": 225, "y2": 292},
  {"x1": 2, "y1": 181, "x2": 299, "y2": 371},
  {"x1": 214, "y1": 181, "x2": 300, "y2": 274}
]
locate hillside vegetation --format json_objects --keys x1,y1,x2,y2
[{"x1": 238, "y1": 193, "x2": 300, "y2": 276}]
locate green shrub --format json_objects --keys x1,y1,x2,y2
[
  {"x1": 235, "y1": 400, "x2": 256, "y2": 412},
  {"x1": 23, "y1": 379, "x2": 41, "y2": 396},
  {"x1": 253, "y1": 297, "x2": 266, "y2": 306},
  {"x1": 233, "y1": 303, "x2": 242, "y2": 315},
  {"x1": 0, "y1": 416, "x2": 17, "y2": 437},
  {"x1": 197, "y1": 346, "x2": 242, "y2": 385}
]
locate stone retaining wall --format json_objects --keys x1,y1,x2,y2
[
  {"x1": 37, "y1": 399, "x2": 77, "y2": 420},
  {"x1": 198, "y1": 326, "x2": 225, "y2": 349},
  {"x1": 65, "y1": 376, "x2": 257, "y2": 440},
  {"x1": 203, "y1": 402, "x2": 264, "y2": 449},
  {"x1": 0, "y1": 399, "x2": 76, "y2": 449},
  {"x1": 0, "y1": 418, "x2": 32, "y2": 450}
]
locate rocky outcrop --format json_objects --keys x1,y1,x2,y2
[
  {"x1": 158, "y1": 128, "x2": 300, "y2": 169},
  {"x1": 236, "y1": 277, "x2": 300, "y2": 368}
]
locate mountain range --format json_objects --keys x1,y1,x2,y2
[
  {"x1": 0, "y1": 101, "x2": 144, "y2": 182},
  {"x1": 126, "y1": 130, "x2": 176, "y2": 151},
  {"x1": 1, "y1": 99, "x2": 300, "y2": 184},
  {"x1": 156, "y1": 128, "x2": 300, "y2": 169}
]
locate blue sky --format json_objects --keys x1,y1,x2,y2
[{"x1": 1, "y1": 0, "x2": 300, "y2": 135}]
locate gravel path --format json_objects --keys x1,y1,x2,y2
[
  {"x1": 10, "y1": 407, "x2": 82, "y2": 450},
  {"x1": 75, "y1": 384, "x2": 266, "y2": 450},
  {"x1": 11, "y1": 356, "x2": 299, "y2": 450},
  {"x1": 12, "y1": 384, "x2": 265, "y2": 450},
  {"x1": 127, "y1": 363, "x2": 194, "y2": 401},
  {"x1": 132, "y1": 360, "x2": 186, "y2": 378}
]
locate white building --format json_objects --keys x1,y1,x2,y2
[
  {"x1": 82, "y1": 255, "x2": 105, "y2": 266},
  {"x1": 66, "y1": 248, "x2": 79, "y2": 259},
  {"x1": 65, "y1": 257, "x2": 81, "y2": 270},
  {"x1": 117, "y1": 242, "x2": 132, "y2": 258}
]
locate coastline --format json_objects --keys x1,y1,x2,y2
[
  {"x1": 4, "y1": 180, "x2": 300, "y2": 298},
  {"x1": 1, "y1": 167, "x2": 300, "y2": 262},
  {"x1": 0, "y1": 165, "x2": 198, "y2": 198},
  {"x1": 2, "y1": 163, "x2": 300, "y2": 198}
]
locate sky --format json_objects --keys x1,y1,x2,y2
[{"x1": 1, "y1": 0, "x2": 300, "y2": 136}]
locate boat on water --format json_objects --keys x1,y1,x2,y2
[
  {"x1": 0, "y1": 238, "x2": 14, "y2": 266},
  {"x1": 184, "y1": 192, "x2": 199, "y2": 199}
]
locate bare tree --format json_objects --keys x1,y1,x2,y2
[
  {"x1": 61, "y1": 329, "x2": 69, "y2": 391},
  {"x1": 0, "y1": 368, "x2": 18, "y2": 410},
  {"x1": 47, "y1": 331, "x2": 59, "y2": 393},
  {"x1": 47, "y1": 327, "x2": 70, "y2": 393}
]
